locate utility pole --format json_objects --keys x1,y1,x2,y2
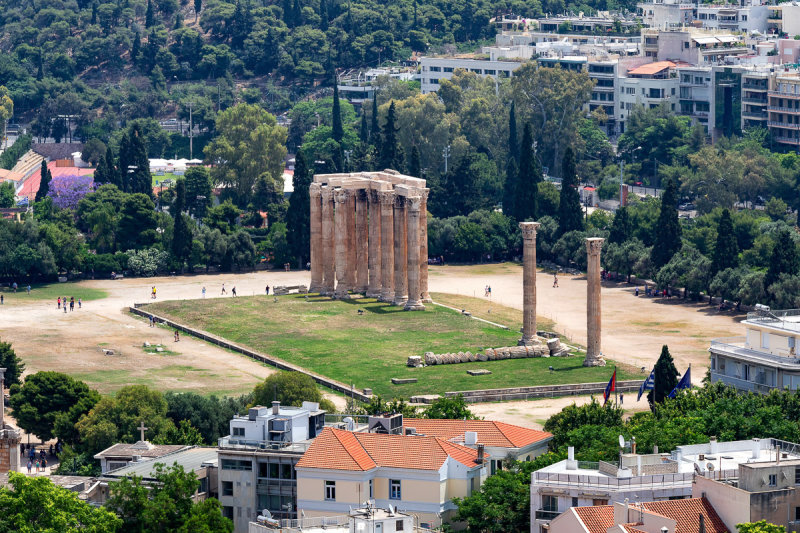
[{"x1": 442, "y1": 144, "x2": 451, "y2": 174}]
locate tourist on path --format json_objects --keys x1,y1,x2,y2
[
  {"x1": 26, "y1": 285, "x2": 30, "y2": 294},
  {"x1": 1, "y1": 295, "x2": 3, "y2": 305},
  {"x1": 78, "y1": 298, "x2": 81, "y2": 309},
  {"x1": 35, "y1": 459, "x2": 40, "y2": 473},
  {"x1": 232, "y1": 286, "x2": 237, "y2": 297},
  {"x1": 174, "y1": 329, "x2": 180, "y2": 342},
  {"x1": 69, "y1": 297, "x2": 74, "y2": 311},
  {"x1": 221, "y1": 283, "x2": 227, "y2": 295},
  {"x1": 26, "y1": 460, "x2": 32, "y2": 474},
  {"x1": 151, "y1": 286, "x2": 157, "y2": 299},
  {"x1": 202, "y1": 286, "x2": 206, "y2": 298},
  {"x1": 553, "y1": 274, "x2": 559, "y2": 288},
  {"x1": 57, "y1": 297, "x2": 61, "y2": 309}
]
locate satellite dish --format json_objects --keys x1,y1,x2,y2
[
  {"x1": 707, "y1": 463, "x2": 715, "y2": 471},
  {"x1": 619, "y1": 435, "x2": 625, "y2": 448},
  {"x1": 262, "y1": 509, "x2": 272, "y2": 519},
  {"x1": 389, "y1": 504, "x2": 395, "y2": 515}
]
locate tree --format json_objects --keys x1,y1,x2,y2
[
  {"x1": 331, "y1": 81, "x2": 343, "y2": 144},
  {"x1": 194, "y1": 0, "x2": 202, "y2": 21},
  {"x1": 184, "y1": 167, "x2": 212, "y2": 219},
  {"x1": 171, "y1": 179, "x2": 192, "y2": 268},
  {"x1": 164, "y1": 392, "x2": 251, "y2": 444},
  {"x1": 132, "y1": 31, "x2": 141, "y2": 63},
  {"x1": 204, "y1": 103, "x2": 287, "y2": 208},
  {"x1": 369, "y1": 96, "x2": 381, "y2": 153},
  {"x1": 603, "y1": 239, "x2": 648, "y2": 283},
  {"x1": 251, "y1": 372, "x2": 335, "y2": 412},
  {"x1": 558, "y1": 146, "x2": 583, "y2": 235},
  {"x1": 117, "y1": 194, "x2": 158, "y2": 250},
  {"x1": 513, "y1": 123, "x2": 540, "y2": 221},
  {"x1": 93, "y1": 146, "x2": 115, "y2": 186},
  {"x1": 124, "y1": 124, "x2": 153, "y2": 196},
  {"x1": 648, "y1": 345, "x2": 679, "y2": 406},
  {"x1": 452, "y1": 468, "x2": 531, "y2": 533},
  {"x1": 737, "y1": 521, "x2": 787, "y2": 533},
  {"x1": 0, "y1": 86, "x2": 13, "y2": 149},
  {"x1": 152, "y1": 419, "x2": 204, "y2": 446},
  {"x1": 0, "y1": 340, "x2": 24, "y2": 386},
  {"x1": 503, "y1": 101, "x2": 519, "y2": 217},
  {"x1": 0, "y1": 473, "x2": 122, "y2": 532},
  {"x1": 9, "y1": 372, "x2": 100, "y2": 443},
  {"x1": 651, "y1": 177, "x2": 682, "y2": 269},
  {"x1": 379, "y1": 101, "x2": 401, "y2": 170},
  {"x1": 286, "y1": 151, "x2": 311, "y2": 267},
  {"x1": 145, "y1": 0, "x2": 155, "y2": 27},
  {"x1": 35, "y1": 161, "x2": 51, "y2": 203},
  {"x1": 0, "y1": 182, "x2": 13, "y2": 208},
  {"x1": 766, "y1": 228, "x2": 798, "y2": 288},
  {"x1": 424, "y1": 395, "x2": 478, "y2": 420},
  {"x1": 712, "y1": 208, "x2": 738, "y2": 274},
  {"x1": 608, "y1": 206, "x2": 632, "y2": 245},
  {"x1": 407, "y1": 145, "x2": 421, "y2": 177},
  {"x1": 81, "y1": 138, "x2": 106, "y2": 167}
]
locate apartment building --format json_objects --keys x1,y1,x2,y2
[
  {"x1": 710, "y1": 306, "x2": 800, "y2": 392},
  {"x1": 418, "y1": 57, "x2": 522, "y2": 94},
  {"x1": 639, "y1": 0, "x2": 769, "y2": 34},
  {"x1": 617, "y1": 61, "x2": 680, "y2": 133},
  {"x1": 769, "y1": 3, "x2": 800, "y2": 37},
  {"x1": 742, "y1": 69, "x2": 770, "y2": 129},
  {"x1": 295, "y1": 427, "x2": 488, "y2": 528},
  {"x1": 641, "y1": 28, "x2": 750, "y2": 64},
  {"x1": 530, "y1": 438, "x2": 800, "y2": 532},
  {"x1": 679, "y1": 66, "x2": 714, "y2": 133},
  {"x1": 768, "y1": 73, "x2": 800, "y2": 147},
  {"x1": 535, "y1": 14, "x2": 639, "y2": 34}
]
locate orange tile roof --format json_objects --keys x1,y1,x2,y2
[
  {"x1": 18, "y1": 161, "x2": 94, "y2": 200},
  {"x1": 403, "y1": 418, "x2": 552, "y2": 448},
  {"x1": 0, "y1": 169, "x2": 24, "y2": 182},
  {"x1": 296, "y1": 427, "x2": 485, "y2": 472},
  {"x1": 574, "y1": 505, "x2": 614, "y2": 533},
  {"x1": 622, "y1": 525, "x2": 647, "y2": 533},
  {"x1": 572, "y1": 499, "x2": 728, "y2": 533},
  {"x1": 627, "y1": 60, "x2": 676, "y2": 75}
]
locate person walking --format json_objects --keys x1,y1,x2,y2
[
  {"x1": 57, "y1": 297, "x2": 61, "y2": 309},
  {"x1": 35, "y1": 459, "x2": 40, "y2": 473},
  {"x1": 553, "y1": 274, "x2": 559, "y2": 288},
  {"x1": 42, "y1": 457, "x2": 47, "y2": 472},
  {"x1": 26, "y1": 285, "x2": 31, "y2": 294},
  {"x1": 221, "y1": 283, "x2": 227, "y2": 295},
  {"x1": 174, "y1": 329, "x2": 180, "y2": 342},
  {"x1": 69, "y1": 297, "x2": 74, "y2": 311},
  {"x1": 26, "y1": 460, "x2": 32, "y2": 474},
  {"x1": 202, "y1": 286, "x2": 206, "y2": 298},
  {"x1": 12, "y1": 282, "x2": 17, "y2": 293},
  {"x1": 266, "y1": 285, "x2": 270, "y2": 295},
  {"x1": 232, "y1": 286, "x2": 237, "y2": 297},
  {"x1": 78, "y1": 298, "x2": 82, "y2": 309},
  {"x1": 64, "y1": 302, "x2": 67, "y2": 314},
  {"x1": 1, "y1": 295, "x2": 3, "y2": 305},
  {"x1": 152, "y1": 286, "x2": 157, "y2": 300},
  {"x1": 149, "y1": 315, "x2": 155, "y2": 328}
]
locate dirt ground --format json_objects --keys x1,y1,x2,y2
[{"x1": 0, "y1": 263, "x2": 743, "y2": 427}]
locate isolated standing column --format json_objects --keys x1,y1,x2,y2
[
  {"x1": 392, "y1": 195, "x2": 408, "y2": 306},
  {"x1": 355, "y1": 189, "x2": 369, "y2": 294},
  {"x1": 320, "y1": 186, "x2": 336, "y2": 296},
  {"x1": 404, "y1": 196, "x2": 425, "y2": 311},
  {"x1": 379, "y1": 191, "x2": 395, "y2": 302},
  {"x1": 366, "y1": 190, "x2": 382, "y2": 298},
  {"x1": 584, "y1": 237, "x2": 606, "y2": 367},
  {"x1": 308, "y1": 183, "x2": 323, "y2": 293},
  {"x1": 419, "y1": 189, "x2": 431, "y2": 303},
  {"x1": 519, "y1": 222, "x2": 541, "y2": 346},
  {"x1": 333, "y1": 189, "x2": 350, "y2": 299}
]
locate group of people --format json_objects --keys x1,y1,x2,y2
[
  {"x1": 56, "y1": 296, "x2": 81, "y2": 312},
  {"x1": 23, "y1": 443, "x2": 59, "y2": 475},
  {"x1": 219, "y1": 283, "x2": 238, "y2": 297}
]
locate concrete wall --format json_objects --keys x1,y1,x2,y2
[
  {"x1": 784, "y1": 5, "x2": 800, "y2": 37},
  {"x1": 692, "y1": 475, "x2": 750, "y2": 532}
]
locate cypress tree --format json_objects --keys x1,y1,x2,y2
[
  {"x1": 558, "y1": 146, "x2": 583, "y2": 235},
  {"x1": 145, "y1": 0, "x2": 154, "y2": 27},
  {"x1": 194, "y1": 0, "x2": 202, "y2": 21},
  {"x1": 91, "y1": 2, "x2": 98, "y2": 25},
  {"x1": 171, "y1": 178, "x2": 192, "y2": 268},
  {"x1": 94, "y1": 152, "x2": 110, "y2": 185},
  {"x1": 286, "y1": 151, "x2": 312, "y2": 267},
  {"x1": 319, "y1": 0, "x2": 328, "y2": 30},
  {"x1": 651, "y1": 176, "x2": 682, "y2": 269},
  {"x1": 369, "y1": 96, "x2": 381, "y2": 153},
  {"x1": 127, "y1": 125, "x2": 151, "y2": 197},
  {"x1": 608, "y1": 206, "x2": 631, "y2": 245},
  {"x1": 502, "y1": 101, "x2": 519, "y2": 218},
  {"x1": 105, "y1": 146, "x2": 120, "y2": 189},
  {"x1": 131, "y1": 31, "x2": 141, "y2": 64},
  {"x1": 282, "y1": 0, "x2": 293, "y2": 26},
  {"x1": 766, "y1": 228, "x2": 799, "y2": 288},
  {"x1": 513, "y1": 123, "x2": 540, "y2": 222},
  {"x1": 408, "y1": 145, "x2": 421, "y2": 178},
  {"x1": 292, "y1": 0, "x2": 302, "y2": 26},
  {"x1": 36, "y1": 53, "x2": 43, "y2": 80},
  {"x1": 648, "y1": 345, "x2": 679, "y2": 406},
  {"x1": 359, "y1": 111, "x2": 369, "y2": 144},
  {"x1": 118, "y1": 131, "x2": 131, "y2": 192},
  {"x1": 331, "y1": 82, "x2": 344, "y2": 144},
  {"x1": 712, "y1": 208, "x2": 738, "y2": 274},
  {"x1": 379, "y1": 101, "x2": 399, "y2": 171},
  {"x1": 35, "y1": 161, "x2": 51, "y2": 202}
]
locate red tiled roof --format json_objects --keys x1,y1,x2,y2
[
  {"x1": 627, "y1": 60, "x2": 676, "y2": 75},
  {"x1": 18, "y1": 162, "x2": 94, "y2": 200},
  {"x1": 572, "y1": 499, "x2": 728, "y2": 533},
  {"x1": 0, "y1": 169, "x2": 24, "y2": 182},
  {"x1": 622, "y1": 525, "x2": 647, "y2": 533},
  {"x1": 403, "y1": 418, "x2": 552, "y2": 448},
  {"x1": 574, "y1": 505, "x2": 614, "y2": 533},
  {"x1": 296, "y1": 427, "x2": 485, "y2": 471}
]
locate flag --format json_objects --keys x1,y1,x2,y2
[
  {"x1": 668, "y1": 366, "x2": 692, "y2": 399},
  {"x1": 637, "y1": 369, "x2": 655, "y2": 401},
  {"x1": 603, "y1": 368, "x2": 616, "y2": 406}
]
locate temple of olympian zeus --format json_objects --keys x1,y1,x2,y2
[{"x1": 307, "y1": 171, "x2": 431, "y2": 311}]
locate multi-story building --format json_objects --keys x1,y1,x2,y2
[
  {"x1": 679, "y1": 66, "x2": 714, "y2": 133},
  {"x1": 295, "y1": 427, "x2": 488, "y2": 528},
  {"x1": 641, "y1": 28, "x2": 750, "y2": 64},
  {"x1": 710, "y1": 306, "x2": 800, "y2": 392},
  {"x1": 418, "y1": 57, "x2": 523, "y2": 94},
  {"x1": 779, "y1": 2, "x2": 800, "y2": 38},
  {"x1": 638, "y1": 0, "x2": 695, "y2": 30},
  {"x1": 741, "y1": 69, "x2": 770, "y2": 130},
  {"x1": 617, "y1": 61, "x2": 680, "y2": 133},
  {"x1": 530, "y1": 437, "x2": 800, "y2": 532},
  {"x1": 768, "y1": 72, "x2": 800, "y2": 147},
  {"x1": 639, "y1": 0, "x2": 769, "y2": 34},
  {"x1": 535, "y1": 14, "x2": 639, "y2": 34}
]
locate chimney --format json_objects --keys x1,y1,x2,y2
[
  {"x1": 709, "y1": 436, "x2": 718, "y2": 455},
  {"x1": 699, "y1": 514, "x2": 706, "y2": 533},
  {"x1": 567, "y1": 446, "x2": 578, "y2": 470},
  {"x1": 476, "y1": 444, "x2": 485, "y2": 464},
  {"x1": 272, "y1": 401, "x2": 280, "y2": 415},
  {"x1": 653, "y1": 445, "x2": 658, "y2": 454},
  {"x1": 465, "y1": 431, "x2": 478, "y2": 446}
]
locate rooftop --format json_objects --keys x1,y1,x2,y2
[
  {"x1": 627, "y1": 60, "x2": 676, "y2": 75},
  {"x1": 402, "y1": 418, "x2": 552, "y2": 448},
  {"x1": 573, "y1": 498, "x2": 728, "y2": 533},
  {"x1": 744, "y1": 308, "x2": 800, "y2": 334},
  {"x1": 103, "y1": 446, "x2": 218, "y2": 478},
  {"x1": 94, "y1": 441, "x2": 189, "y2": 460},
  {"x1": 296, "y1": 427, "x2": 487, "y2": 472},
  {"x1": 17, "y1": 161, "x2": 94, "y2": 200}
]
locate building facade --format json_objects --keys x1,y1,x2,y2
[{"x1": 418, "y1": 57, "x2": 522, "y2": 94}]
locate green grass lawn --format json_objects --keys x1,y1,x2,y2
[
  {"x1": 152, "y1": 172, "x2": 181, "y2": 187},
  {"x1": 147, "y1": 294, "x2": 639, "y2": 398},
  {"x1": 0, "y1": 282, "x2": 108, "y2": 303}
]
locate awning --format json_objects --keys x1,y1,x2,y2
[{"x1": 693, "y1": 37, "x2": 719, "y2": 44}]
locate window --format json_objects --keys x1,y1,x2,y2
[
  {"x1": 369, "y1": 479, "x2": 374, "y2": 498},
  {"x1": 762, "y1": 332, "x2": 770, "y2": 350},
  {"x1": 222, "y1": 481, "x2": 233, "y2": 496},
  {"x1": 795, "y1": 467, "x2": 800, "y2": 485},
  {"x1": 429, "y1": 66, "x2": 441, "y2": 72},
  {"x1": 430, "y1": 79, "x2": 439, "y2": 84},
  {"x1": 769, "y1": 474, "x2": 777, "y2": 487},
  {"x1": 281, "y1": 463, "x2": 293, "y2": 479},
  {"x1": 796, "y1": 506, "x2": 800, "y2": 521},
  {"x1": 744, "y1": 365, "x2": 751, "y2": 381},
  {"x1": 390, "y1": 479, "x2": 401, "y2": 500},
  {"x1": 223, "y1": 506, "x2": 234, "y2": 519},
  {"x1": 221, "y1": 459, "x2": 252, "y2": 471},
  {"x1": 325, "y1": 481, "x2": 336, "y2": 501},
  {"x1": 542, "y1": 495, "x2": 558, "y2": 512},
  {"x1": 711, "y1": 357, "x2": 716, "y2": 370},
  {"x1": 199, "y1": 477, "x2": 208, "y2": 494},
  {"x1": 269, "y1": 463, "x2": 279, "y2": 478},
  {"x1": 485, "y1": 69, "x2": 496, "y2": 75},
  {"x1": 593, "y1": 499, "x2": 608, "y2": 506},
  {"x1": 396, "y1": 519, "x2": 405, "y2": 531},
  {"x1": 443, "y1": 67, "x2": 454, "y2": 73},
  {"x1": 233, "y1": 427, "x2": 245, "y2": 437},
  {"x1": 572, "y1": 497, "x2": 579, "y2": 507},
  {"x1": 471, "y1": 476, "x2": 478, "y2": 494}
]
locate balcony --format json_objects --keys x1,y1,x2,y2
[
  {"x1": 743, "y1": 83, "x2": 768, "y2": 91},
  {"x1": 742, "y1": 110, "x2": 767, "y2": 120},
  {"x1": 710, "y1": 337, "x2": 800, "y2": 368},
  {"x1": 769, "y1": 91, "x2": 800, "y2": 99},
  {"x1": 218, "y1": 437, "x2": 311, "y2": 453},
  {"x1": 692, "y1": 110, "x2": 710, "y2": 118},
  {"x1": 710, "y1": 371, "x2": 777, "y2": 393},
  {"x1": 742, "y1": 97, "x2": 767, "y2": 105},
  {"x1": 769, "y1": 106, "x2": 800, "y2": 114},
  {"x1": 535, "y1": 509, "x2": 562, "y2": 521},
  {"x1": 775, "y1": 135, "x2": 800, "y2": 145},
  {"x1": 768, "y1": 121, "x2": 800, "y2": 130}
]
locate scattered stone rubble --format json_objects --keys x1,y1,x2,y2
[{"x1": 407, "y1": 338, "x2": 569, "y2": 367}]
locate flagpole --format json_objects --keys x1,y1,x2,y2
[{"x1": 615, "y1": 366, "x2": 619, "y2": 407}]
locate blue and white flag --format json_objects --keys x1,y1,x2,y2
[
  {"x1": 668, "y1": 367, "x2": 692, "y2": 399},
  {"x1": 637, "y1": 369, "x2": 655, "y2": 401}
]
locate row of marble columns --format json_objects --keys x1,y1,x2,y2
[
  {"x1": 308, "y1": 184, "x2": 430, "y2": 310},
  {"x1": 518, "y1": 221, "x2": 605, "y2": 367}
]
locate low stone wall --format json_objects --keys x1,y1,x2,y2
[
  {"x1": 444, "y1": 379, "x2": 646, "y2": 403},
  {"x1": 130, "y1": 304, "x2": 370, "y2": 402}
]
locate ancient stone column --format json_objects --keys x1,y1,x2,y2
[
  {"x1": 309, "y1": 183, "x2": 323, "y2": 293},
  {"x1": 519, "y1": 222, "x2": 541, "y2": 346},
  {"x1": 333, "y1": 189, "x2": 351, "y2": 299},
  {"x1": 419, "y1": 189, "x2": 431, "y2": 303},
  {"x1": 392, "y1": 195, "x2": 408, "y2": 306},
  {"x1": 345, "y1": 189, "x2": 357, "y2": 294},
  {"x1": 379, "y1": 191, "x2": 395, "y2": 302},
  {"x1": 405, "y1": 196, "x2": 425, "y2": 311},
  {"x1": 320, "y1": 186, "x2": 336, "y2": 296},
  {"x1": 584, "y1": 237, "x2": 606, "y2": 367},
  {"x1": 366, "y1": 190, "x2": 382, "y2": 298},
  {"x1": 355, "y1": 189, "x2": 369, "y2": 294}
]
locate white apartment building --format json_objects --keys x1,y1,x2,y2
[
  {"x1": 679, "y1": 66, "x2": 714, "y2": 133},
  {"x1": 617, "y1": 61, "x2": 680, "y2": 133},
  {"x1": 710, "y1": 306, "x2": 800, "y2": 392},
  {"x1": 530, "y1": 437, "x2": 800, "y2": 533},
  {"x1": 638, "y1": 0, "x2": 696, "y2": 30},
  {"x1": 641, "y1": 28, "x2": 750, "y2": 64},
  {"x1": 418, "y1": 57, "x2": 522, "y2": 94},
  {"x1": 639, "y1": 0, "x2": 769, "y2": 34}
]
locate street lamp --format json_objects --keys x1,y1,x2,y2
[{"x1": 442, "y1": 145, "x2": 451, "y2": 174}]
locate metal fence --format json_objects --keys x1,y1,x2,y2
[{"x1": 533, "y1": 469, "x2": 738, "y2": 490}]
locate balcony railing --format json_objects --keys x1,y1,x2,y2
[
  {"x1": 742, "y1": 97, "x2": 767, "y2": 105},
  {"x1": 769, "y1": 106, "x2": 800, "y2": 113},
  {"x1": 743, "y1": 83, "x2": 768, "y2": 91},
  {"x1": 710, "y1": 337, "x2": 800, "y2": 367},
  {"x1": 768, "y1": 121, "x2": 800, "y2": 129},
  {"x1": 710, "y1": 372, "x2": 777, "y2": 393},
  {"x1": 770, "y1": 91, "x2": 800, "y2": 99},
  {"x1": 218, "y1": 437, "x2": 311, "y2": 453},
  {"x1": 775, "y1": 136, "x2": 800, "y2": 145},
  {"x1": 533, "y1": 469, "x2": 738, "y2": 490},
  {"x1": 535, "y1": 509, "x2": 561, "y2": 521},
  {"x1": 742, "y1": 111, "x2": 767, "y2": 120}
]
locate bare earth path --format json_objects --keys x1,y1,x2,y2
[{"x1": 0, "y1": 263, "x2": 742, "y2": 426}]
